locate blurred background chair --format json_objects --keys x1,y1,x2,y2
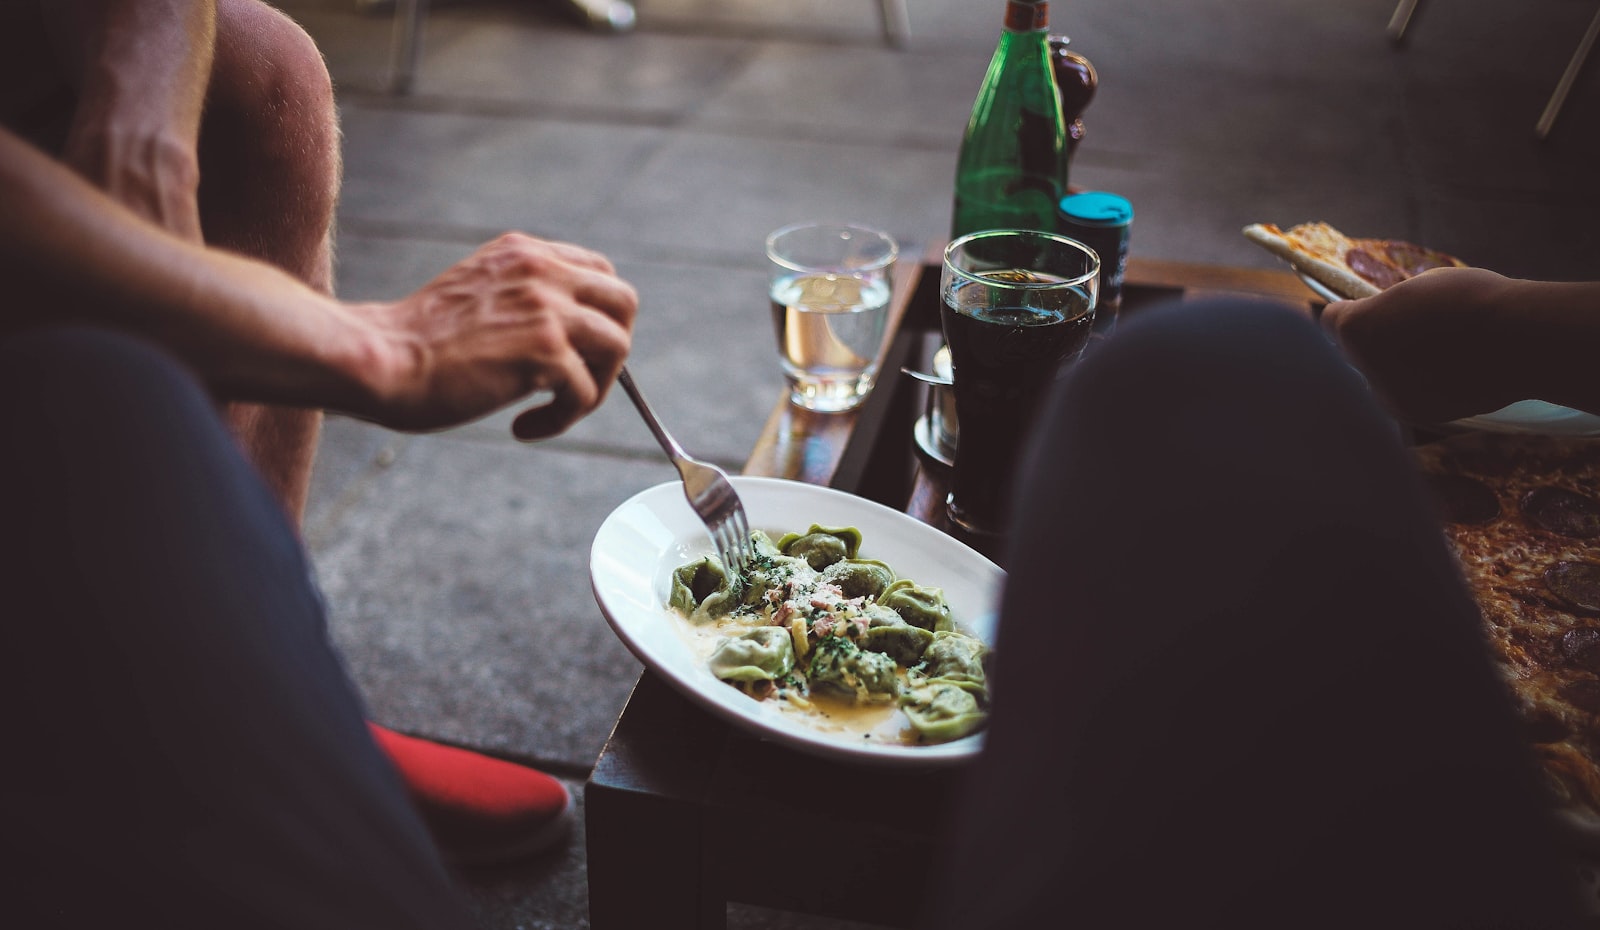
[
  {"x1": 383, "y1": 0, "x2": 913, "y2": 95},
  {"x1": 381, "y1": 0, "x2": 635, "y2": 95},
  {"x1": 1388, "y1": 0, "x2": 1599, "y2": 139}
]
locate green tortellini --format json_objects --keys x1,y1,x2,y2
[
  {"x1": 821, "y1": 557, "x2": 896, "y2": 599},
  {"x1": 667, "y1": 523, "x2": 991, "y2": 746},
  {"x1": 877, "y1": 578, "x2": 953, "y2": 632},
  {"x1": 737, "y1": 532, "x2": 796, "y2": 607},
  {"x1": 708, "y1": 627, "x2": 795, "y2": 682},
  {"x1": 776, "y1": 525, "x2": 863, "y2": 571},
  {"x1": 901, "y1": 681, "x2": 987, "y2": 742},
  {"x1": 922, "y1": 630, "x2": 988, "y2": 691},
  {"x1": 808, "y1": 635, "x2": 898, "y2": 703},
  {"x1": 858, "y1": 606, "x2": 934, "y2": 667},
  {"x1": 669, "y1": 557, "x2": 741, "y2": 622}
]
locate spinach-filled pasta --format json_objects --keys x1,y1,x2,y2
[
  {"x1": 735, "y1": 532, "x2": 793, "y2": 607},
  {"x1": 901, "y1": 681, "x2": 987, "y2": 742},
  {"x1": 666, "y1": 524, "x2": 990, "y2": 747},
  {"x1": 669, "y1": 557, "x2": 741, "y2": 622},
  {"x1": 821, "y1": 557, "x2": 896, "y2": 600},
  {"x1": 776, "y1": 525, "x2": 862, "y2": 570},
  {"x1": 877, "y1": 578, "x2": 953, "y2": 632},
  {"x1": 708, "y1": 627, "x2": 795, "y2": 682},
  {"x1": 922, "y1": 630, "x2": 988, "y2": 691},
  {"x1": 807, "y1": 635, "x2": 898, "y2": 703},
  {"x1": 859, "y1": 606, "x2": 934, "y2": 666}
]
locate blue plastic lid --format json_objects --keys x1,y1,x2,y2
[{"x1": 1058, "y1": 191, "x2": 1133, "y2": 226}]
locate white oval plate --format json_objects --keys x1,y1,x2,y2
[
  {"x1": 1294, "y1": 266, "x2": 1347, "y2": 306},
  {"x1": 1453, "y1": 400, "x2": 1600, "y2": 437},
  {"x1": 590, "y1": 476, "x2": 1005, "y2": 767},
  {"x1": 1295, "y1": 269, "x2": 1600, "y2": 437}
]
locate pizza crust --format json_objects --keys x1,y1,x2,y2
[
  {"x1": 1245, "y1": 221, "x2": 1469, "y2": 302},
  {"x1": 1243, "y1": 222, "x2": 1382, "y2": 300}
]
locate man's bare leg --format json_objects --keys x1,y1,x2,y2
[
  {"x1": 200, "y1": 0, "x2": 340, "y2": 521},
  {"x1": 195, "y1": 3, "x2": 578, "y2": 867}
]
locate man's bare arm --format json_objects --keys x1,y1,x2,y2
[
  {"x1": 0, "y1": 128, "x2": 637, "y2": 434},
  {"x1": 1321, "y1": 268, "x2": 1600, "y2": 422}
]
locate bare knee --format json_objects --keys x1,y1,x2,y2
[{"x1": 199, "y1": 0, "x2": 340, "y2": 268}]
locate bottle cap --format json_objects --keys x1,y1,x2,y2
[
  {"x1": 1002, "y1": 0, "x2": 1048, "y2": 32},
  {"x1": 1058, "y1": 191, "x2": 1133, "y2": 227}
]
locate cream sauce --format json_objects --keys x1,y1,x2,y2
[{"x1": 668, "y1": 607, "x2": 923, "y2": 746}]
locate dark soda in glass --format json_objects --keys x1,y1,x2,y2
[
  {"x1": 940, "y1": 281, "x2": 1093, "y2": 534},
  {"x1": 938, "y1": 232, "x2": 1099, "y2": 537}
]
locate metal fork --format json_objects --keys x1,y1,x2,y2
[{"x1": 616, "y1": 366, "x2": 753, "y2": 576}]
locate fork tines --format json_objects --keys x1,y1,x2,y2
[{"x1": 718, "y1": 503, "x2": 752, "y2": 577}]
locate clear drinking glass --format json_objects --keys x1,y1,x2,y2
[
  {"x1": 940, "y1": 229, "x2": 1099, "y2": 536},
  {"x1": 765, "y1": 223, "x2": 899, "y2": 413}
]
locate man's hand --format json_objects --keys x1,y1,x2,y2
[
  {"x1": 1, "y1": 129, "x2": 635, "y2": 436},
  {"x1": 353, "y1": 233, "x2": 638, "y2": 439},
  {"x1": 1320, "y1": 267, "x2": 1523, "y2": 425}
]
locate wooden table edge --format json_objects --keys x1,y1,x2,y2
[{"x1": 742, "y1": 255, "x2": 1317, "y2": 486}]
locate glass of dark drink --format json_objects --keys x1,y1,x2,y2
[{"x1": 940, "y1": 229, "x2": 1099, "y2": 537}]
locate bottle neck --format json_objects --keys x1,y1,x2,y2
[{"x1": 1002, "y1": 0, "x2": 1048, "y2": 32}]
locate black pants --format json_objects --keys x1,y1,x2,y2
[
  {"x1": 926, "y1": 301, "x2": 1585, "y2": 928},
  {"x1": 0, "y1": 329, "x2": 472, "y2": 929}
]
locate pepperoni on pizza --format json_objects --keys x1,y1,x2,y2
[
  {"x1": 1413, "y1": 432, "x2": 1600, "y2": 844},
  {"x1": 1244, "y1": 221, "x2": 1467, "y2": 300}
]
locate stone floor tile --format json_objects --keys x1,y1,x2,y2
[
  {"x1": 331, "y1": 228, "x2": 484, "y2": 301},
  {"x1": 1067, "y1": 0, "x2": 1397, "y2": 81},
  {"x1": 338, "y1": 102, "x2": 669, "y2": 238},
  {"x1": 688, "y1": 42, "x2": 992, "y2": 148},
  {"x1": 304, "y1": 415, "x2": 414, "y2": 547},
  {"x1": 1081, "y1": 64, "x2": 1407, "y2": 190},
  {"x1": 582, "y1": 130, "x2": 954, "y2": 266},
  {"x1": 309, "y1": 433, "x2": 657, "y2": 768},
  {"x1": 276, "y1": 0, "x2": 405, "y2": 94},
  {"x1": 416, "y1": 9, "x2": 758, "y2": 116},
  {"x1": 626, "y1": 0, "x2": 909, "y2": 45},
  {"x1": 455, "y1": 777, "x2": 593, "y2": 929}
]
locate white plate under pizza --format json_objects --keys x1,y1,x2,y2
[{"x1": 1244, "y1": 221, "x2": 1600, "y2": 438}]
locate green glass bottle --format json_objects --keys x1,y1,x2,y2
[{"x1": 951, "y1": 0, "x2": 1069, "y2": 239}]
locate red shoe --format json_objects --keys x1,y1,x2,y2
[{"x1": 368, "y1": 723, "x2": 574, "y2": 867}]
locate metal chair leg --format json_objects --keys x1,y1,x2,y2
[
  {"x1": 388, "y1": 0, "x2": 427, "y2": 96},
  {"x1": 1536, "y1": 4, "x2": 1600, "y2": 139},
  {"x1": 879, "y1": 0, "x2": 911, "y2": 48},
  {"x1": 1388, "y1": 0, "x2": 1423, "y2": 44},
  {"x1": 568, "y1": 0, "x2": 637, "y2": 33}
]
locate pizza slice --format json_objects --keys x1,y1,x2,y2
[{"x1": 1243, "y1": 221, "x2": 1467, "y2": 300}]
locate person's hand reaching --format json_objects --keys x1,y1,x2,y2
[
  {"x1": 350, "y1": 233, "x2": 637, "y2": 439},
  {"x1": 1320, "y1": 267, "x2": 1524, "y2": 425}
]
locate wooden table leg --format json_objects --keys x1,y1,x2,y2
[
  {"x1": 586, "y1": 674, "x2": 729, "y2": 930},
  {"x1": 585, "y1": 782, "x2": 725, "y2": 929}
]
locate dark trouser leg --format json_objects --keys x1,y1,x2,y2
[
  {"x1": 925, "y1": 301, "x2": 1582, "y2": 929},
  {"x1": 0, "y1": 329, "x2": 472, "y2": 930}
]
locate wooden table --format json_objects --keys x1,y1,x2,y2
[
  {"x1": 742, "y1": 247, "x2": 1321, "y2": 560},
  {"x1": 583, "y1": 253, "x2": 1319, "y2": 930}
]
